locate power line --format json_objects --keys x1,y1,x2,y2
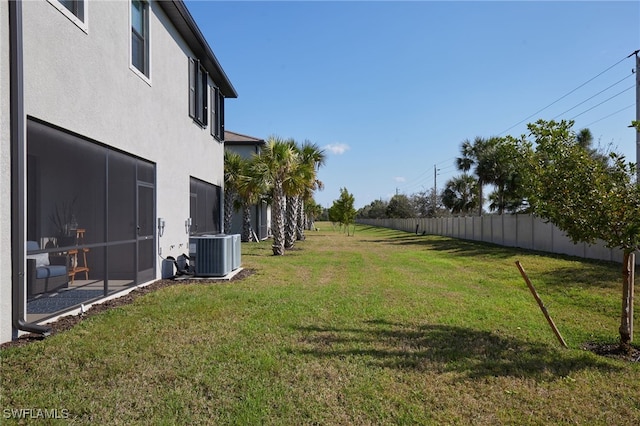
[
  {"x1": 398, "y1": 157, "x2": 457, "y2": 189},
  {"x1": 435, "y1": 157, "x2": 456, "y2": 167},
  {"x1": 552, "y1": 73, "x2": 634, "y2": 120},
  {"x1": 581, "y1": 103, "x2": 634, "y2": 128},
  {"x1": 498, "y1": 53, "x2": 632, "y2": 136},
  {"x1": 568, "y1": 84, "x2": 635, "y2": 121}
]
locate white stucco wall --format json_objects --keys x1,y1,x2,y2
[
  {"x1": 1, "y1": 1, "x2": 15, "y2": 343},
  {"x1": 22, "y1": 1, "x2": 225, "y2": 268}
]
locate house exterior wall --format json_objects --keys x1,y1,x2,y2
[
  {"x1": 2, "y1": 0, "x2": 234, "y2": 343},
  {"x1": 22, "y1": 0, "x2": 223, "y2": 267},
  {"x1": 1, "y1": 1, "x2": 14, "y2": 343},
  {"x1": 227, "y1": 144, "x2": 259, "y2": 159}
]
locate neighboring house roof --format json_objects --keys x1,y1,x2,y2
[
  {"x1": 224, "y1": 130, "x2": 266, "y2": 146},
  {"x1": 159, "y1": 1, "x2": 237, "y2": 98}
]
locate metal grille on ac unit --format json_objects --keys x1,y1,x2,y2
[{"x1": 189, "y1": 235, "x2": 240, "y2": 277}]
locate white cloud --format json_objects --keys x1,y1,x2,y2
[
  {"x1": 323, "y1": 143, "x2": 350, "y2": 155},
  {"x1": 394, "y1": 177, "x2": 406, "y2": 183}
]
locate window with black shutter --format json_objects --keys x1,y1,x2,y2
[
  {"x1": 210, "y1": 86, "x2": 224, "y2": 141},
  {"x1": 189, "y1": 58, "x2": 208, "y2": 127}
]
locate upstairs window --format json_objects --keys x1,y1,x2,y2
[
  {"x1": 210, "y1": 86, "x2": 224, "y2": 140},
  {"x1": 59, "y1": 0, "x2": 84, "y2": 20},
  {"x1": 189, "y1": 58, "x2": 208, "y2": 127},
  {"x1": 48, "y1": 0, "x2": 87, "y2": 30},
  {"x1": 131, "y1": 0, "x2": 149, "y2": 77}
]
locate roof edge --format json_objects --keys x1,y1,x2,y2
[
  {"x1": 224, "y1": 130, "x2": 266, "y2": 145},
  {"x1": 160, "y1": 1, "x2": 238, "y2": 98}
]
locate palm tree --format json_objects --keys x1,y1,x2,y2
[
  {"x1": 576, "y1": 127, "x2": 609, "y2": 165},
  {"x1": 304, "y1": 198, "x2": 323, "y2": 231},
  {"x1": 223, "y1": 151, "x2": 245, "y2": 234},
  {"x1": 253, "y1": 136, "x2": 297, "y2": 255},
  {"x1": 485, "y1": 137, "x2": 528, "y2": 215},
  {"x1": 283, "y1": 140, "x2": 305, "y2": 249},
  {"x1": 295, "y1": 141, "x2": 326, "y2": 241},
  {"x1": 236, "y1": 156, "x2": 265, "y2": 242},
  {"x1": 441, "y1": 174, "x2": 478, "y2": 215},
  {"x1": 455, "y1": 137, "x2": 499, "y2": 216}
]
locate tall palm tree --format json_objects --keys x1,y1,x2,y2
[
  {"x1": 236, "y1": 156, "x2": 265, "y2": 242},
  {"x1": 455, "y1": 136, "x2": 499, "y2": 216},
  {"x1": 283, "y1": 140, "x2": 306, "y2": 249},
  {"x1": 486, "y1": 137, "x2": 527, "y2": 215},
  {"x1": 223, "y1": 151, "x2": 245, "y2": 234},
  {"x1": 253, "y1": 136, "x2": 297, "y2": 255},
  {"x1": 296, "y1": 141, "x2": 326, "y2": 240}
]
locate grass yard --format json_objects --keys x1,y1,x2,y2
[{"x1": 2, "y1": 223, "x2": 640, "y2": 424}]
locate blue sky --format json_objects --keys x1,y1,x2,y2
[{"x1": 186, "y1": 0, "x2": 639, "y2": 209}]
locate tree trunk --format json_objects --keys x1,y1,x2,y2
[
  {"x1": 296, "y1": 198, "x2": 305, "y2": 241},
  {"x1": 241, "y1": 203, "x2": 253, "y2": 243},
  {"x1": 284, "y1": 195, "x2": 298, "y2": 249},
  {"x1": 478, "y1": 179, "x2": 483, "y2": 216},
  {"x1": 271, "y1": 181, "x2": 285, "y2": 255},
  {"x1": 223, "y1": 190, "x2": 235, "y2": 234},
  {"x1": 619, "y1": 250, "x2": 635, "y2": 350}
]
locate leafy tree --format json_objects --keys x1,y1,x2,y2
[
  {"x1": 441, "y1": 174, "x2": 478, "y2": 215},
  {"x1": 412, "y1": 188, "x2": 447, "y2": 218},
  {"x1": 524, "y1": 119, "x2": 640, "y2": 350},
  {"x1": 357, "y1": 199, "x2": 389, "y2": 219},
  {"x1": 386, "y1": 194, "x2": 416, "y2": 218},
  {"x1": 328, "y1": 187, "x2": 356, "y2": 235}
]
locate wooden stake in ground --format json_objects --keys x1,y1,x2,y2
[{"x1": 515, "y1": 261, "x2": 568, "y2": 348}]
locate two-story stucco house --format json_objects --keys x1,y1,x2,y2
[{"x1": 0, "y1": 0, "x2": 237, "y2": 344}]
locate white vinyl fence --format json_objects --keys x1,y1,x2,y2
[{"x1": 358, "y1": 215, "x2": 632, "y2": 264}]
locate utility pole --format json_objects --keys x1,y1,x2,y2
[
  {"x1": 434, "y1": 165, "x2": 437, "y2": 194},
  {"x1": 635, "y1": 50, "x2": 640, "y2": 182},
  {"x1": 431, "y1": 164, "x2": 439, "y2": 217},
  {"x1": 432, "y1": 165, "x2": 438, "y2": 215}
]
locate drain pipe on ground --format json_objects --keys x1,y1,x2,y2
[{"x1": 9, "y1": 0, "x2": 52, "y2": 337}]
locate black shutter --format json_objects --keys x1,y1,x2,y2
[
  {"x1": 201, "y1": 69, "x2": 208, "y2": 126},
  {"x1": 188, "y1": 58, "x2": 196, "y2": 119},
  {"x1": 210, "y1": 86, "x2": 218, "y2": 136},
  {"x1": 219, "y1": 92, "x2": 224, "y2": 139}
]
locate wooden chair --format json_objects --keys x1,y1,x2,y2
[{"x1": 68, "y1": 229, "x2": 90, "y2": 284}]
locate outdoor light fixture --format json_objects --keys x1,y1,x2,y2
[{"x1": 157, "y1": 218, "x2": 165, "y2": 237}]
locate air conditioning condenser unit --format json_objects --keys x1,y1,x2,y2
[{"x1": 189, "y1": 234, "x2": 240, "y2": 277}]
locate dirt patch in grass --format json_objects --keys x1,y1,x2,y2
[
  {"x1": 0, "y1": 269, "x2": 256, "y2": 350},
  {"x1": 582, "y1": 341, "x2": 640, "y2": 362}
]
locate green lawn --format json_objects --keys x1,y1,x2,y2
[{"x1": 2, "y1": 223, "x2": 639, "y2": 424}]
